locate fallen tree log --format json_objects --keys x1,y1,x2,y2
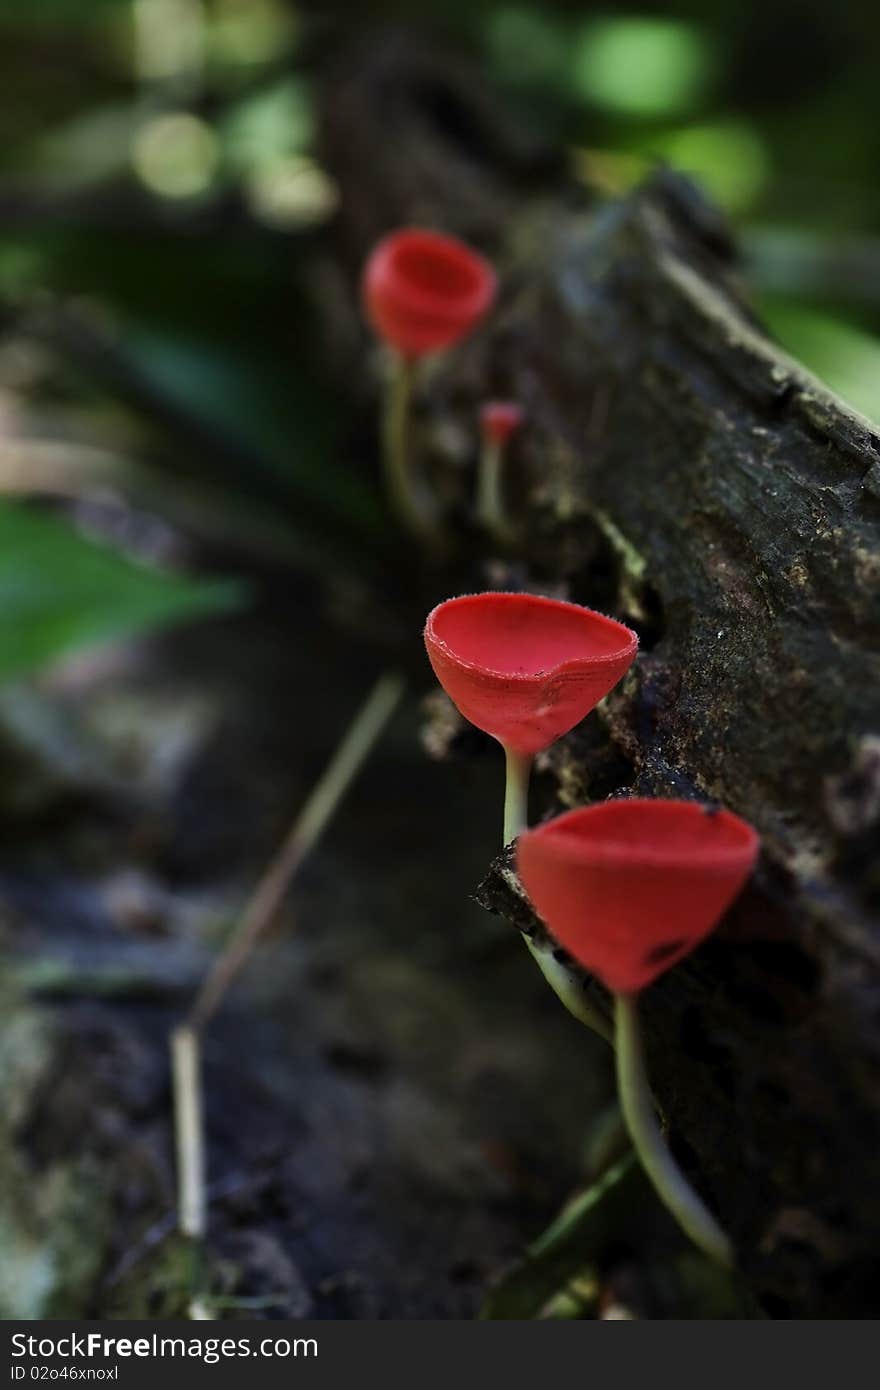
[{"x1": 318, "y1": 32, "x2": 880, "y2": 1317}]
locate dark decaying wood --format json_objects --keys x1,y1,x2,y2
[{"x1": 318, "y1": 33, "x2": 880, "y2": 1316}]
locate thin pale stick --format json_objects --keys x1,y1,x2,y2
[
  {"x1": 169, "y1": 671, "x2": 404, "y2": 1316},
  {"x1": 171, "y1": 1025, "x2": 205, "y2": 1239},
  {"x1": 187, "y1": 670, "x2": 405, "y2": 1030}
]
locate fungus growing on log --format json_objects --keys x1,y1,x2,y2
[
  {"x1": 362, "y1": 228, "x2": 496, "y2": 539},
  {"x1": 518, "y1": 797, "x2": 760, "y2": 1266},
  {"x1": 425, "y1": 591, "x2": 637, "y2": 1038}
]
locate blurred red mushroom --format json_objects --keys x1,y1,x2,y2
[
  {"x1": 517, "y1": 796, "x2": 759, "y2": 1266},
  {"x1": 363, "y1": 228, "x2": 496, "y2": 360},
  {"x1": 362, "y1": 229, "x2": 496, "y2": 540}
]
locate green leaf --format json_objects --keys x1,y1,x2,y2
[
  {"x1": 482, "y1": 1146, "x2": 760, "y2": 1319},
  {"x1": 0, "y1": 501, "x2": 244, "y2": 680},
  {"x1": 481, "y1": 1153, "x2": 642, "y2": 1320},
  {"x1": 756, "y1": 295, "x2": 880, "y2": 425}
]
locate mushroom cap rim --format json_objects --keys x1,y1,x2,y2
[
  {"x1": 522, "y1": 798, "x2": 760, "y2": 873},
  {"x1": 424, "y1": 592, "x2": 639, "y2": 685},
  {"x1": 367, "y1": 227, "x2": 497, "y2": 323}
]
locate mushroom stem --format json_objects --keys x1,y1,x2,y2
[
  {"x1": 502, "y1": 743, "x2": 612, "y2": 1044},
  {"x1": 614, "y1": 991, "x2": 734, "y2": 1267},
  {"x1": 477, "y1": 438, "x2": 515, "y2": 546},
  {"x1": 382, "y1": 352, "x2": 438, "y2": 541},
  {"x1": 525, "y1": 940, "x2": 615, "y2": 1044},
  {"x1": 502, "y1": 744, "x2": 532, "y2": 845}
]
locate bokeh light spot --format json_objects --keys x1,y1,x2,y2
[
  {"x1": 655, "y1": 119, "x2": 768, "y2": 212},
  {"x1": 132, "y1": 112, "x2": 218, "y2": 198},
  {"x1": 571, "y1": 17, "x2": 713, "y2": 118},
  {"x1": 247, "y1": 156, "x2": 339, "y2": 229}
]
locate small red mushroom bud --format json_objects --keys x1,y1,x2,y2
[
  {"x1": 517, "y1": 796, "x2": 759, "y2": 1267},
  {"x1": 361, "y1": 228, "x2": 497, "y2": 542},
  {"x1": 480, "y1": 400, "x2": 525, "y2": 447},
  {"x1": 362, "y1": 227, "x2": 497, "y2": 361},
  {"x1": 477, "y1": 402, "x2": 525, "y2": 545}
]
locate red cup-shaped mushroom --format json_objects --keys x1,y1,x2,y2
[
  {"x1": 362, "y1": 229, "x2": 497, "y2": 542},
  {"x1": 425, "y1": 592, "x2": 638, "y2": 759},
  {"x1": 517, "y1": 798, "x2": 759, "y2": 994},
  {"x1": 518, "y1": 796, "x2": 759, "y2": 1268},
  {"x1": 363, "y1": 228, "x2": 497, "y2": 360},
  {"x1": 425, "y1": 591, "x2": 638, "y2": 1045}
]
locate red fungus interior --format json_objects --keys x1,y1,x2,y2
[
  {"x1": 539, "y1": 799, "x2": 758, "y2": 868},
  {"x1": 392, "y1": 237, "x2": 485, "y2": 302},
  {"x1": 430, "y1": 594, "x2": 632, "y2": 677}
]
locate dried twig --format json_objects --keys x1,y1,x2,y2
[
  {"x1": 187, "y1": 669, "x2": 405, "y2": 1031},
  {"x1": 169, "y1": 670, "x2": 406, "y2": 1317}
]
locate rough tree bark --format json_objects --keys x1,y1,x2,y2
[{"x1": 318, "y1": 33, "x2": 880, "y2": 1317}]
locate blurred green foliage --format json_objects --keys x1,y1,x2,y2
[
  {"x1": 2, "y1": 1, "x2": 874, "y2": 392},
  {"x1": 3, "y1": 0, "x2": 878, "y2": 419},
  {"x1": 480, "y1": 1, "x2": 880, "y2": 415},
  {"x1": 0, "y1": 500, "x2": 242, "y2": 679},
  {"x1": 0, "y1": 0, "x2": 877, "y2": 677},
  {"x1": 481, "y1": 1150, "x2": 756, "y2": 1319}
]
